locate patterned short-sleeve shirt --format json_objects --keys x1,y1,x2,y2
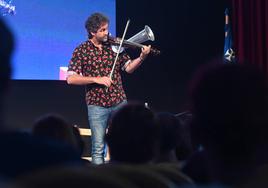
[{"x1": 68, "y1": 40, "x2": 131, "y2": 107}]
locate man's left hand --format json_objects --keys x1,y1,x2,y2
[{"x1": 140, "y1": 45, "x2": 151, "y2": 60}]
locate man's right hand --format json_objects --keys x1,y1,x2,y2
[{"x1": 94, "y1": 76, "x2": 113, "y2": 87}]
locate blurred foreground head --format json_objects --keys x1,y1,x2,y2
[
  {"x1": 189, "y1": 60, "x2": 268, "y2": 158},
  {"x1": 0, "y1": 18, "x2": 14, "y2": 127},
  {"x1": 0, "y1": 18, "x2": 14, "y2": 93},
  {"x1": 106, "y1": 102, "x2": 157, "y2": 164}
]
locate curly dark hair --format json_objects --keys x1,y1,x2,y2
[{"x1": 85, "y1": 12, "x2": 109, "y2": 38}]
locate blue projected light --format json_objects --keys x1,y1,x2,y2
[{"x1": 4, "y1": 0, "x2": 116, "y2": 80}]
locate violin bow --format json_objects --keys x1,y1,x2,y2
[{"x1": 106, "y1": 19, "x2": 130, "y2": 92}]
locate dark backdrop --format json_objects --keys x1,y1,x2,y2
[
  {"x1": 5, "y1": 0, "x2": 227, "y2": 129},
  {"x1": 117, "y1": 0, "x2": 227, "y2": 113}
]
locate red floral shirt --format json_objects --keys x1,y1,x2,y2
[{"x1": 68, "y1": 40, "x2": 131, "y2": 107}]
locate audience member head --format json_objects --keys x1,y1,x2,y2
[
  {"x1": 154, "y1": 112, "x2": 192, "y2": 163},
  {"x1": 32, "y1": 114, "x2": 79, "y2": 152},
  {"x1": 106, "y1": 102, "x2": 157, "y2": 164},
  {"x1": 72, "y1": 125, "x2": 85, "y2": 157},
  {"x1": 189, "y1": 60, "x2": 268, "y2": 163},
  {"x1": 156, "y1": 112, "x2": 181, "y2": 154}
]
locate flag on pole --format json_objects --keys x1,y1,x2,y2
[{"x1": 223, "y1": 8, "x2": 235, "y2": 63}]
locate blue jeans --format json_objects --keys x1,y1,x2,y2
[{"x1": 87, "y1": 101, "x2": 127, "y2": 164}]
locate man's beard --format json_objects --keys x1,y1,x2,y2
[
  {"x1": 102, "y1": 36, "x2": 108, "y2": 42},
  {"x1": 97, "y1": 36, "x2": 108, "y2": 43}
]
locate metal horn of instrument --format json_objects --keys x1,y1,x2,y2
[{"x1": 111, "y1": 25, "x2": 155, "y2": 54}]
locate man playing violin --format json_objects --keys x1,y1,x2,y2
[{"x1": 67, "y1": 12, "x2": 151, "y2": 165}]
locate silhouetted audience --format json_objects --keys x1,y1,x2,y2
[
  {"x1": 106, "y1": 102, "x2": 157, "y2": 164},
  {"x1": 105, "y1": 104, "x2": 194, "y2": 187},
  {"x1": 183, "y1": 60, "x2": 268, "y2": 186},
  {"x1": 0, "y1": 18, "x2": 82, "y2": 179}
]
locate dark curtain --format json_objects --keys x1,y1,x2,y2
[{"x1": 231, "y1": 0, "x2": 268, "y2": 74}]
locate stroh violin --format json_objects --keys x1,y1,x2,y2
[
  {"x1": 108, "y1": 25, "x2": 160, "y2": 55},
  {"x1": 107, "y1": 21, "x2": 159, "y2": 92}
]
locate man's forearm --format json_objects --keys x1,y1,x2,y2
[
  {"x1": 66, "y1": 74, "x2": 96, "y2": 85},
  {"x1": 125, "y1": 57, "x2": 144, "y2": 73}
]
